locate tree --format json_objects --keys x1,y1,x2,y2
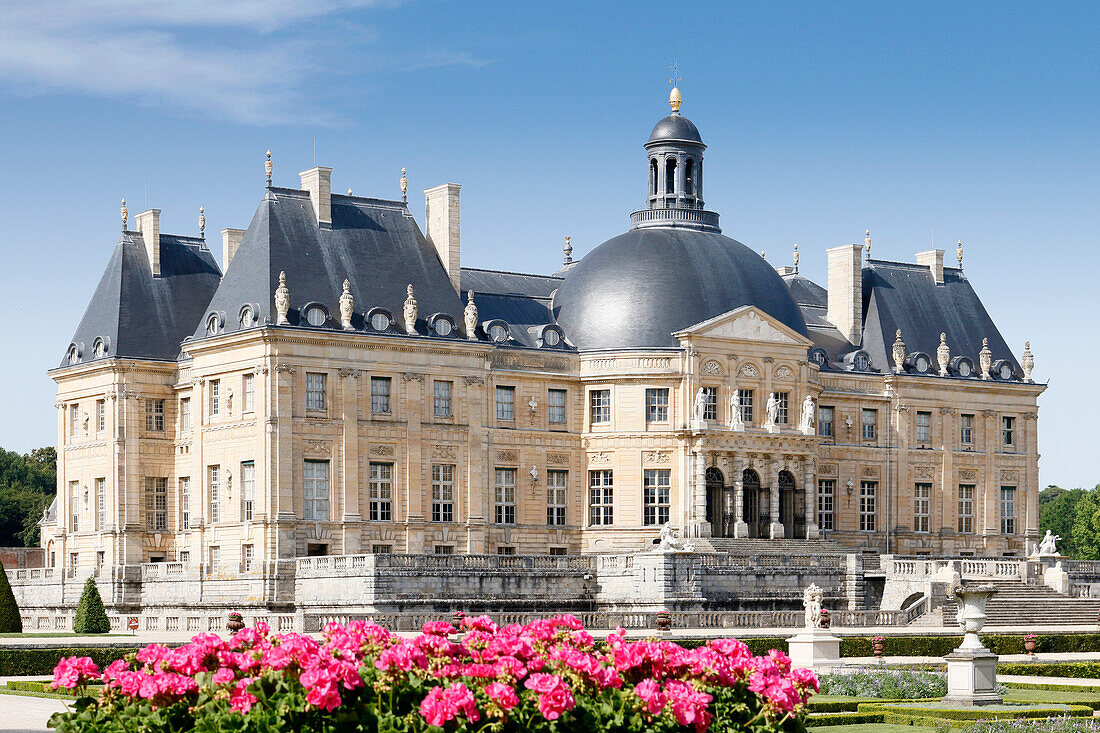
[
  {"x1": 73, "y1": 577, "x2": 110, "y2": 634},
  {"x1": 1071, "y1": 490, "x2": 1100, "y2": 561},
  {"x1": 0, "y1": 565, "x2": 22, "y2": 633},
  {"x1": 0, "y1": 446, "x2": 56, "y2": 547},
  {"x1": 1040, "y1": 486, "x2": 1087, "y2": 558}
]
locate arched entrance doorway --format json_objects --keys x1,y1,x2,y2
[
  {"x1": 741, "y1": 469, "x2": 763, "y2": 538},
  {"x1": 705, "y1": 467, "x2": 724, "y2": 536},
  {"x1": 778, "y1": 470, "x2": 804, "y2": 538}
]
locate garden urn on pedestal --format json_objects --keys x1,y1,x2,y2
[{"x1": 942, "y1": 584, "x2": 1003, "y2": 706}]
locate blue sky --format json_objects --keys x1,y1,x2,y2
[{"x1": 0, "y1": 1, "x2": 1096, "y2": 489}]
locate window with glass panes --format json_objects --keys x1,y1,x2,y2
[
  {"x1": 775, "y1": 392, "x2": 789, "y2": 424},
  {"x1": 242, "y1": 544, "x2": 254, "y2": 572},
  {"x1": 95, "y1": 478, "x2": 105, "y2": 530},
  {"x1": 432, "y1": 464, "x2": 455, "y2": 522},
  {"x1": 1002, "y1": 416, "x2": 1015, "y2": 447},
  {"x1": 958, "y1": 485, "x2": 975, "y2": 533},
  {"x1": 209, "y1": 546, "x2": 220, "y2": 572},
  {"x1": 643, "y1": 469, "x2": 671, "y2": 525},
  {"x1": 817, "y1": 406, "x2": 834, "y2": 437},
  {"x1": 146, "y1": 399, "x2": 165, "y2": 431},
  {"x1": 69, "y1": 480, "x2": 79, "y2": 531},
  {"x1": 590, "y1": 389, "x2": 610, "y2": 424},
  {"x1": 589, "y1": 470, "x2": 613, "y2": 526},
  {"x1": 738, "y1": 389, "x2": 754, "y2": 425},
  {"x1": 496, "y1": 386, "x2": 515, "y2": 420},
  {"x1": 146, "y1": 477, "x2": 167, "y2": 531},
  {"x1": 209, "y1": 380, "x2": 220, "y2": 416},
  {"x1": 861, "y1": 409, "x2": 877, "y2": 440},
  {"x1": 181, "y1": 398, "x2": 191, "y2": 431},
  {"x1": 434, "y1": 545, "x2": 454, "y2": 555},
  {"x1": 548, "y1": 389, "x2": 567, "y2": 425},
  {"x1": 916, "y1": 411, "x2": 931, "y2": 443},
  {"x1": 367, "y1": 463, "x2": 391, "y2": 521},
  {"x1": 306, "y1": 373, "x2": 326, "y2": 411},
  {"x1": 645, "y1": 388, "x2": 669, "y2": 422},
  {"x1": 547, "y1": 470, "x2": 567, "y2": 526},
  {"x1": 914, "y1": 483, "x2": 931, "y2": 532},
  {"x1": 702, "y1": 387, "x2": 718, "y2": 421},
  {"x1": 433, "y1": 381, "x2": 452, "y2": 418},
  {"x1": 70, "y1": 404, "x2": 79, "y2": 437},
  {"x1": 494, "y1": 468, "x2": 516, "y2": 524},
  {"x1": 179, "y1": 477, "x2": 190, "y2": 529},
  {"x1": 243, "y1": 373, "x2": 255, "y2": 412},
  {"x1": 1001, "y1": 487, "x2": 1016, "y2": 534},
  {"x1": 859, "y1": 481, "x2": 877, "y2": 531},
  {"x1": 817, "y1": 480, "x2": 835, "y2": 531},
  {"x1": 241, "y1": 461, "x2": 255, "y2": 521},
  {"x1": 208, "y1": 466, "x2": 221, "y2": 523},
  {"x1": 304, "y1": 460, "x2": 331, "y2": 521},
  {"x1": 96, "y1": 400, "x2": 106, "y2": 432},
  {"x1": 961, "y1": 413, "x2": 974, "y2": 445},
  {"x1": 370, "y1": 377, "x2": 391, "y2": 414}
]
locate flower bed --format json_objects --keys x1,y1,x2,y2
[
  {"x1": 818, "y1": 667, "x2": 948, "y2": 699},
  {"x1": 48, "y1": 615, "x2": 818, "y2": 732}
]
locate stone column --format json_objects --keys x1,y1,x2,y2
[
  {"x1": 675, "y1": 153, "x2": 686, "y2": 205},
  {"x1": 769, "y1": 454, "x2": 784, "y2": 539},
  {"x1": 686, "y1": 448, "x2": 710, "y2": 538},
  {"x1": 804, "y1": 458, "x2": 819, "y2": 539},
  {"x1": 732, "y1": 453, "x2": 748, "y2": 538}
]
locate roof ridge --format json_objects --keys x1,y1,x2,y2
[{"x1": 461, "y1": 266, "x2": 562, "y2": 280}]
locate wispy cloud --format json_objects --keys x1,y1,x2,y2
[{"x1": 0, "y1": 1, "x2": 479, "y2": 125}]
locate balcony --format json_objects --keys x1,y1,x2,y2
[{"x1": 629, "y1": 207, "x2": 720, "y2": 232}]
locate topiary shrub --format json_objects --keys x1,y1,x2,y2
[
  {"x1": 72, "y1": 577, "x2": 109, "y2": 634},
  {"x1": 0, "y1": 565, "x2": 22, "y2": 633}
]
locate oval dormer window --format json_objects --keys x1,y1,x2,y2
[
  {"x1": 855, "y1": 353, "x2": 868, "y2": 371},
  {"x1": 240, "y1": 306, "x2": 256, "y2": 328},
  {"x1": 433, "y1": 318, "x2": 453, "y2": 337},
  {"x1": 489, "y1": 324, "x2": 508, "y2": 343},
  {"x1": 370, "y1": 311, "x2": 390, "y2": 331},
  {"x1": 914, "y1": 355, "x2": 930, "y2": 373},
  {"x1": 93, "y1": 339, "x2": 106, "y2": 358},
  {"x1": 543, "y1": 329, "x2": 560, "y2": 347},
  {"x1": 959, "y1": 361, "x2": 972, "y2": 377},
  {"x1": 206, "y1": 314, "x2": 221, "y2": 336},
  {"x1": 67, "y1": 345, "x2": 80, "y2": 364},
  {"x1": 305, "y1": 306, "x2": 327, "y2": 327},
  {"x1": 808, "y1": 347, "x2": 828, "y2": 367},
  {"x1": 999, "y1": 362, "x2": 1014, "y2": 380}
]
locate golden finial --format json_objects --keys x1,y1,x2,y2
[
  {"x1": 668, "y1": 59, "x2": 682, "y2": 113},
  {"x1": 793, "y1": 243, "x2": 799, "y2": 273},
  {"x1": 864, "y1": 229, "x2": 871, "y2": 257},
  {"x1": 400, "y1": 166, "x2": 408, "y2": 203},
  {"x1": 348, "y1": 188, "x2": 353, "y2": 196},
  {"x1": 264, "y1": 150, "x2": 273, "y2": 187},
  {"x1": 198, "y1": 206, "x2": 206, "y2": 238},
  {"x1": 563, "y1": 236, "x2": 573, "y2": 265},
  {"x1": 957, "y1": 239, "x2": 964, "y2": 268},
  {"x1": 120, "y1": 198, "x2": 128, "y2": 231}
]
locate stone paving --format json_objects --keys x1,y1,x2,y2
[{"x1": 0, "y1": 692, "x2": 67, "y2": 733}]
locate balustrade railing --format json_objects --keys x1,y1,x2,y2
[{"x1": 296, "y1": 553, "x2": 597, "y2": 576}]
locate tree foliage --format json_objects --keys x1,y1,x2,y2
[
  {"x1": 1040, "y1": 485, "x2": 1088, "y2": 558},
  {"x1": 1072, "y1": 490, "x2": 1100, "y2": 562},
  {"x1": 0, "y1": 446, "x2": 56, "y2": 547},
  {"x1": 73, "y1": 577, "x2": 110, "y2": 634},
  {"x1": 0, "y1": 565, "x2": 22, "y2": 633}
]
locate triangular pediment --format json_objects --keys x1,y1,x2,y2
[{"x1": 673, "y1": 306, "x2": 812, "y2": 346}]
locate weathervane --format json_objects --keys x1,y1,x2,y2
[
  {"x1": 669, "y1": 58, "x2": 681, "y2": 87},
  {"x1": 668, "y1": 58, "x2": 683, "y2": 112}
]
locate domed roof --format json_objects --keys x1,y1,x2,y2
[
  {"x1": 648, "y1": 113, "x2": 703, "y2": 145},
  {"x1": 553, "y1": 228, "x2": 807, "y2": 351}
]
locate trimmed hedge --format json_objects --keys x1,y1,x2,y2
[
  {"x1": 680, "y1": 633, "x2": 1100, "y2": 658},
  {"x1": 805, "y1": 711, "x2": 884, "y2": 727},
  {"x1": 859, "y1": 701, "x2": 1093, "y2": 728},
  {"x1": 73, "y1": 577, "x2": 110, "y2": 634},
  {"x1": 0, "y1": 647, "x2": 138, "y2": 676},
  {"x1": 0, "y1": 566, "x2": 21, "y2": 634},
  {"x1": 999, "y1": 661, "x2": 1100, "y2": 679},
  {"x1": 807, "y1": 698, "x2": 868, "y2": 712},
  {"x1": 1003, "y1": 680, "x2": 1100, "y2": 693},
  {"x1": 6, "y1": 679, "x2": 102, "y2": 697}
]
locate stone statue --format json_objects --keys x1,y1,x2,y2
[
  {"x1": 764, "y1": 392, "x2": 780, "y2": 429},
  {"x1": 728, "y1": 390, "x2": 744, "y2": 431},
  {"x1": 658, "y1": 523, "x2": 695, "y2": 553},
  {"x1": 979, "y1": 337, "x2": 993, "y2": 380},
  {"x1": 892, "y1": 329, "x2": 907, "y2": 374},
  {"x1": 464, "y1": 291, "x2": 478, "y2": 340},
  {"x1": 225, "y1": 387, "x2": 233, "y2": 413},
  {"x1": 803, "y1": 583, "x2": 824, "y2": 628},
  {"x1": 403, "y1": 284, "x2": 418, "y2": 335},
  {"x1": 339, "y1": 279, "x2": 355, "y2": 330},
  {"x1": 937, "y1": 333, "x2": 951, "y2": 376},
  {"x1": 1036, "y1": 530, "x2": 1061, "y2": 557},
  {"x1": 798, "y1": 395, "x2": 815, "y2": 435},
  {"x1": 692, "y1": 388, "x2": 708, "y2": 424},
  {"x1": 274, "y1": 271, "x2": 290, "y2": 325}
]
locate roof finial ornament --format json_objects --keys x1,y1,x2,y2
[
  {"x1": 265, "y1": 150, "x2": 273, "y2": 188},
  {"x1": 793, "y1": 243, "x2": 799, "y2": 273},
  {"x1": 668, "y1": 58, "x2": 682, "y2": 113},
  {"x1": 120, "y1": 198, "x2": 128, "y2": 231},
  {"x1": 339, "y1": 278, "x2": 355, "y2": 330},
  {"x1": 892, "y1": 329, "x2": 907, "y2": 373},
  {"x1": 403, "y1": 284, "x2": 418, "y2": 335},
  {"x1": 760, "y1": 250, "x2": 766, "y2": 261},
  {"x1": 464, "y1": 290, "x2": 479, "y2": 340},
  {"x1": 957, "y1": 239, "x2": 964, "y2": 269},
  {"x1": 979, "y1": 337, "x2": 993, "y2": 380},
  {"x1": 274, "y1": 271, "x2": 290, "y2": 325},
  {"x1": 937, "y1": 332, "x2": 951, "y2": 376},
  {"x1": 1021, "y1": 340, "x2": 1035, "y2": 382},
  {"x1": 400, "y1": 167, "x2": 408, "y2": 204},
  {"x1": 563, "y1": 236, "x2": 573, "y2": 265},
  {"x1": 864, "y1": 229, "x2": 871, "y2": 257},
  {"x1": 347, "y1": 188, "x2": 353, "y2": 196},
  {"x1": 198, "y1": 206, "x2": 206, "y2": 239}
]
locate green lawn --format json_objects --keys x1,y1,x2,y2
[
  {"x1": 808, "y1": 725, "x2": 937, "y2": 733},
  {"x1": 1004, "y1": 687, "x2": 1100, "y2": 708},
  {"x1": 0, "y1": 632, "x2": 124, "y2": 638}
]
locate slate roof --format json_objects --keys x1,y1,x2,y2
[
  {"x1": 60, "y1": 231, "x2": 221, "y2": 367},
  {"x1": 460, "y1": 267, "x2": 562, "y2": 348},
  {"x1": 192, "y1": 189, "x2": 465, "y2": 341}
]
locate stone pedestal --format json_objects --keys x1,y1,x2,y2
[
  {"x1": 765, "y1": 424, "x2": 779, "y2": 434},
  {"x1": 769, "y1": 521, "x2": 785, "y2": 539},
  {"x1": 942, "y1": 648, "x2": 1002, "y2": 706},
  {"x1": 787, "y1": 628, "x2": 842, "y2": 671},
  {"x1": 733, "y1": 520, "x2": 749, "y2": 538}
]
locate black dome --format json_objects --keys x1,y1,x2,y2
[
  {"x1": 553, "y1": 228, "x2": 807, "y2": 351},
  {"x1": 648, "y1": 113, "x2": 703, "y2": 144}
]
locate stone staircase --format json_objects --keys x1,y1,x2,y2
[
  {"x1": 701, "y1": 537, "x2": 850, "y2": 555},
  {"x1": 940, "y1": 580, "x2": 1100, "y2": 626}
]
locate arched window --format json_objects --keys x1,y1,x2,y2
[
  {"x1": 665, "y1": 158, "x2": 676, "y2": 195},
  {"x1": 649, "y1": 159, "x2": 658, "y2": 196},
  {"x1": 685, "y1": 159, "x2": 694, "y2": 195}
]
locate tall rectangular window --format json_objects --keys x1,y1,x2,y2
[
  {"x1": 95, "y1": 478, "x2": 105, "y2": 530},
  {"x1": 367, "y1": 462, "x2": 390, "y2": 522},
  {"x1": 208, "y1": 466, "x2": 221, "y2": 523},
  {"x1": 305, "y1": 460, "x2": 332, "y2": 521},
  {"x1": 181, "y1": 398, "x2": 191, "y2": 432},
  {"x1": 96, "y1": 400, "x2": 106, "y2": 433},
  {"x1": 146, "y1": 399, "x2": 165, "y2": 432},
  {"x1": 69, "y1": 480, "x2": 79, "y2": 531},
  {"x1": 370, "y1": 377, "x2": 391, "y2": 414},
  {"x1": 1001, "y1": 487, "x2": 1016, "y2": 534},
  {"x1": 589, "y1": 470, "x2": 614, "y2": 526},
  {"x1": 702, "y1": 387, "x2": 718, "y2": 421},
  {"x1": 70, "y1": 404, "x2": 79, "y2": 437},
  {"x1": 209, "y1": 546, "x2": 220, "y2": 573},
  {"x1": 1002, "y1": 416, "x2": 1016, "y2": 447},
  {"x1": 645, "y1": 388, "x2": 669, "y2": 423},
  {"x1": 859, "y1": 481, "x2": 877, "y2": 532},
  {"x1": 914, "y1": 483, "x2": 931, "y2": 533},
  {"x1": 432, "y1": 464, "x2": 455, "y2": 523},
  {"x1": 738, "y1": 389, "x2": 754, "y2": 425},
  {"x1": 916, "y1": 411, "x2": 931, "y2": 443},
  {"x1": 306, "y1": 372, "x2": 327, "y2": 412},
  {"x1": 209, "y1": 380, "x2": 220, "y2": 416},
  {"x1": 817, "y1": 406, "x2": 834, "y2": 437},
  {"x1": 589, "y1": 389, "x2": 610, "y2": 424},
  {"x1": 243, "y1": 373, "x2": 255, "y2": 412},
  {"x1": 960, "y1": 413, "x2": 974, "y2": 445},
  {"x1": 433, "y1": 380, "x2": 453, "y2": 418},
  {"x1": 775, "y1": 392, "x2": 789, "y2": 424},
  {"x1": 861, "y1": 409, "x2": 877, "y2": 440},
  {"x1": 548, "y1": 389, "x2": 567, "y2": 425},
  {"x1": 547, "y1": 470, "x2": 567, "y2": 526},
  {"x1": 496, "y1": 386, "x2": 515, "y2": 421},
  {"x1": 817, "y1": 479, "x2": 835, "y2": 531},
  {"x1": 179, "y1": 477, "x2": 190, "y2": 530},
  {"x1": 494, "y1": 468, "x2": 516, "y2": 524},
  {"x1": 146, "y1": 477, "x2": 167, "y2": 531},
  {"x1": 958, "y1": 485, "x2": 975, "y2": 534},
  {"x1": 643, "y1": 469, "x2": 671, "y2": 526},
  {"x1": 242, "y1": 544, "x2": 254, "y2": 572},
  {"x1": 241, "y1": 461, "x2": 255, "y2": 521}
]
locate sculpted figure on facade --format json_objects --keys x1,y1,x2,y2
[
  {"x1": 692, "y1": 388, "x2": 708, "y2": 425},
  {"x1": 464, "y1": 291, "x2": 478, "y2": 340},
  {"x1": 274, "y1": 271, "x2": 290, "y2": 325},
  {"x1": 764, "y1": 392, "x2": 780, "y2": 431},
  {"x1": 657, "y1": 523, "x2": 695, "y2": 553},
  {"x1": 728, "y1": 390, "x2": 744, "y2": 431},
  {"x1": 798, "y1": 395, "x2": 815, "y2": 435},
  {"x1": 803, "y1": 583, "x2": 824, "y2": 628},
  {"x1": 403, "y1": 284, "x2": 418, "y2": 335},
  {"x1": 339, "y1": 279, "x2": 355, "y2": 330}
]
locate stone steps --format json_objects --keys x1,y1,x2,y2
[{"x1": 940, "y1": 581, "x2": 1100, "y2": 626}]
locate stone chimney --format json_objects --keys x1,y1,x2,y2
[
  {"x1": 299, "y1": 166, "x2": 333, "y2": 228},
  {"x1": 221, "y1": 228, "x2": 246, "y2": 271},
  {"x1": 424, "y1": 183, "x2": 462, "y2": 294},
  {"x1": 826, "y1": 243, "x2": 863, "y2": 346},
  {"x1": 916, "y1": 249, "x2": 945, "y2": 285},
  {"x1": 135, "y1": 209, "x2": 161, "y2": 276}
]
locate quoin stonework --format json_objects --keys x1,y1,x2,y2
[{"x1": 13, "y1": 88, "x2": 1045, "y2": 630}]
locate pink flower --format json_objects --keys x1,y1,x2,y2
[
  {"x1": 230, "y1": 678, "x2": 258, "y2": 713},
  {"x1": 524, "y1": 673, "x2": 575, "y2": 720},
  {"x1": 633, "y1": 678, "x2": 666, "y2": 715},
  {"x1": 485, "y1": 681, "x2": 519, "y2": 710},
  {"x1": 212, "y1": 668, "x2": 235, "y2": 685},
  {"x1": 420, "y1": 683, "x2": 480, "y2": 726},
  {"x1": 52, "y1": 656, "x2": 100, "y2": 690},
  {"x1": 422, "y1": 620, "x2": 456, "y2": 636},
  {"x1": 664, "y1": 680, "x2": 713, "y2": 731},
  {"x1": 791, "y1": 667, "x2": 820, "y2": 694}
]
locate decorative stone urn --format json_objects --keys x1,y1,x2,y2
[
  {"x1": 942, "y1": 584, "x2": 1002, "y2": 706},
  {"x1": 226, "y1": 612, "x2": 245, "y2": 634},
  {"x1": 953, "y1": 583, "x2": 996, "y2": 652}
]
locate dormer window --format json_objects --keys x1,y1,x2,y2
[
  {"x1": 428, "y1": 313, "x2": 456, "y2": 338},
  {"x1": 486, "y1": 321, "x2": 509, "y2": 343},
  {"x1": 239, "y1": 305, "x2": 256, "y2": 328},
  {"x1": 67, "y1": 344, "x2": 80, "y2": 364},
  {"x1": 371, "y1": 312, "x2": 390, "y2": 331},
  {"x1": 92, "y1": 339, "x2": 107, "y2": 359},
  {"x1": 543, "y1": 329, "x2": 560, "y2": 347},
  {"x1": 304, "y1": 305, "x2": 327, "y2": 327},
  {"x1": 206, "y1": 314, "x2": 221, "y2": 336}
]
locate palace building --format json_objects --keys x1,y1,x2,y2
[{"x1": 45, "y1": 87, "x2": 1044, "y2": 586}]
